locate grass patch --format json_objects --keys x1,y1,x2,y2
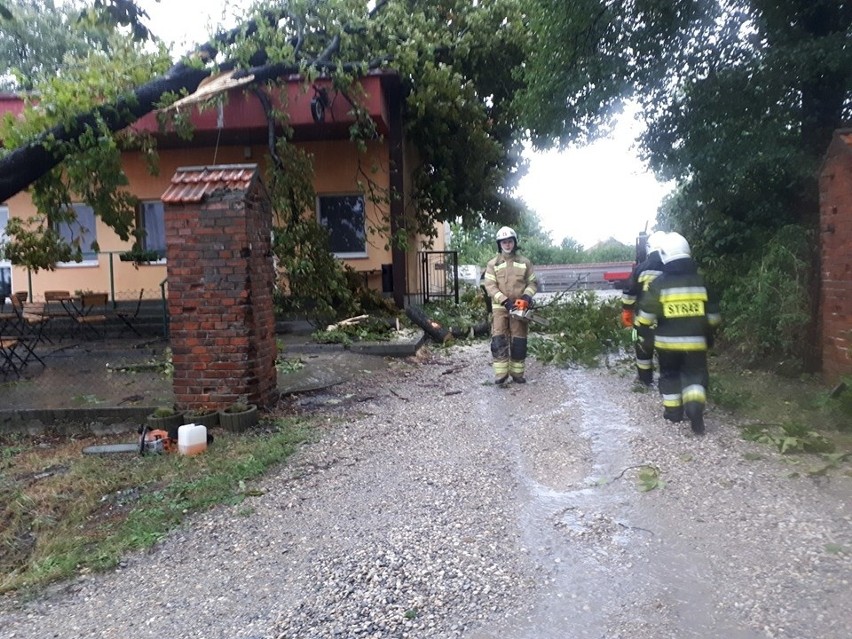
[
  {"x1": 0, "y1": 418, "x2": 311, "y2": 597},
  {"x1": 710, "y1": 353, "x2": 852, "y2": 461}
]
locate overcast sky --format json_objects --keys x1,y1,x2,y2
[
  {"x1": 516, "y1": 110, "x2": 673, "y2": 247},
  {"x1": 138, "y1": 0, "x2": 672, "y2": 248}
]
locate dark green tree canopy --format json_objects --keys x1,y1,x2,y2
[{"x1": 515, "y1": 0, "x2": 851, "y2": 370}]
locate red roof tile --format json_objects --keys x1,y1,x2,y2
[{"x1": 161, "y1": 164, "x2": 259, "y2": 203}]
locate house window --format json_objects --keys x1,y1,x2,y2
[
  {"x1": 139, "y1": 200, "x2": 166, "y2": 259},
  {"x1": 55, "y1": 203, "x2": 98, "y2": 264},
  {"x1": 318, "y1": 194, "x2": 367, "y2": 258}
]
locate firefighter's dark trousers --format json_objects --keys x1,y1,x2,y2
[
  {"x1": 656, "y1": 349, "x2": 709, "y2": 422},
  {"x1": 634, "y1": 331, "x2": 655, "y2": 384},
  {"x1": 490, "y1": 307, "x2": 528, "y2": 380}
]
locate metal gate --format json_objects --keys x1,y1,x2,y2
[{"x1": 418, "y1": 250, "x2": 459, "y2": 304}]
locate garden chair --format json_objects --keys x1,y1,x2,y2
[
  {"x1": 0, "y1": 337, "x2": 21, "y2": 378},
  {"x1": 75, "y1": 292, "x2": 110, "y2": 340},
  {"x1": 116, "y1": 289, "x2": 144, "y2": 337},
  {"x1": 8, "y1": 295, "x2": 48, "y2": 366},
  {"x1": 43, "y1": 290, "x2": 74, "y2": 340}
]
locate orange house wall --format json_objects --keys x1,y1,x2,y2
[{"x1": 5, "y1": 138, "x2": 424, "y2": 302}]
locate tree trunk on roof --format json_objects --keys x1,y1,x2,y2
[
  {"x1": 0, "y1": 10, "x2": 293, "y2": 203},
  {"x1": 0, "y1": 62, "x2": 211, "y2": 203}
]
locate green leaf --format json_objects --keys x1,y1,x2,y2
[{"x1": 824, "y1": 543, "x2": 850, "y2": 555}]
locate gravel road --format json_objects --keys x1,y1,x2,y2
[{"x1": 1, "y1": 343, "x2": 850, "y2": 639}]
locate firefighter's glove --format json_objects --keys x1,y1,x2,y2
[
  {"x1": 520, "y1": 294, "x2": 533, "y2": 306},
  {"x1": 631, "y1": 328, "x2": 639, "y2": 343},
  {"x1": 621, "y1": 309, "x2": 635, "y2": 328},
  {"x1": 503, "y1": 299, "x2": 514, "y2": 311}
]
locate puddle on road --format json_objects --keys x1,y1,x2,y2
[{"x1": 474, "y1": 369, "x2": 762, "y2": 639}]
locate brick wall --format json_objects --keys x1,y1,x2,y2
[
  {"x1": 165, "y1": 169, "x2": 278, "y2": 410},
  {"x1": 819, "y1": 133, "x2": 852, "y2": 383}
]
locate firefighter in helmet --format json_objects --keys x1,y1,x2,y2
[
  {"x1": 636, "y1": 232, "x2": 721, "y2": 434},
  {"x1": 621, "y1": 230, "x2": 667, "y2": 386},
  {"x1": 482, "y1": 226, "x2": 538, "y2": 384}
]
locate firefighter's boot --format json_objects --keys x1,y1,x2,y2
[
  {"x1": 663, "y1": 406, "x2": 683, "y2": 423},
  {"x1": 636, "y1": 368, "x2": 653, "y2": 387},
  {"x1": 509, "y1": 360, "x2": 526, "y2": 383},
  {"x1": 685, "y1": 403, "x2": 705, "y2": 435},
  {"x1": 493, "y1": 360, "x2": 509, "y2": 385}
]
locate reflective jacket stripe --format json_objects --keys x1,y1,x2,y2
[
  {"x1": 654, "y1": 335, "x2": 707, "y2": 350},
  {"x1": 636, "y1": 309, "x2": 656, "y2": 326},
  {"x1": 659, "y1": 287, "x2": 708, "y2": 302},
  {"x1": 638, "y1": 269, "x2": 662, "y2": 289},
  {"x1": 622, "y1": 254, "x2": 664, "y2": 311}
]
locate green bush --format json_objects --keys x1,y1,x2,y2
[
  {"x1": 423, "y1": 287, "x2": 489, "y2": 333},
  {"x1": 529, "y1": 291, "x2": 631, "y2": 367},
  {"x1": 720, "y1": 224, "x2": 813, "y2": 369}
]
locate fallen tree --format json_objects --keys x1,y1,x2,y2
[{"x1": 0, "y1": 9, "x2": 334, "y2": 203}]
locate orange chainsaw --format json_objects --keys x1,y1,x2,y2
[
  {"x1": 139, "y1": 425, "x2": 177, "y2": 454},
  {"x1": 81, "y1": 425, "x2": 177, "y2": 456},
  {"x1": 509, "y1": 298, "x2": 549, "y2": 326}
]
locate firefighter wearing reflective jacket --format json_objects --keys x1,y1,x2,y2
[
  {"x1": 482, "y1": 226, "x2": 538, "y2": 384},
  {"x1": 636, "y1": 232, "x2": 721, "y2": 435},
  {"x1": 621, "y1": 230, "x2": 667, "y2": 386}
]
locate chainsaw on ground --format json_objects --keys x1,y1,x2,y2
[
  {"x1": 509, "y1": 298, "x2": 549, "y2": 326},
  {"x1": 81, "y1": 425, "x2": 177, "y2": 455},
  {"x1": 139, "y1": 425, "x2": 177, "y2": 454}
]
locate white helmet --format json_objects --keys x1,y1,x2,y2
[
  {"x1": 660, "y1": 232, "x2": 691, "y2": 264},
  {"x1": 496, "y1": 226, "x2": 517, "y2": 253},
  {"x1": 646, "y1": 231, "x2": 667, "y2": 255},
  {"x1": 496, "y1": 226, "x2": 517, "y2": 242}
]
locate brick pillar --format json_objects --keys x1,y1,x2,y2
[
  {"x1": 819, "y1": 132, "x2": 852, "y2": 383},
  {"x1": 163, "y1": 165, "x2": 278, "y2": 410}
]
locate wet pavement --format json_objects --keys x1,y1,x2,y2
[
  {"x1": 0, "y1": 331, "x2": 422, "y2": 433},
  {"x1": 2, "y1": 344, "x2": 850, "y2": 638}
]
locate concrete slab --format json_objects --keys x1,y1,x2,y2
[{"x1": 0, "y1": 330, "x2": 425, "y2": 433}]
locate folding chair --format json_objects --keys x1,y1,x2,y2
[
  {"x1": 0, "y1": 308, "x2": 18, "y2": 334},
  {"x1": 0, "y1": 338, "x2": 21, "y2": 378},
  {"x1": 116, "y1": 289, "x2": 144, "y2": 337},
  {"x1": 75, "y1": 292, "x2": 110, "y2": 339},
  {"x1": 43, "y1": 290, "x2": 74, "y2": 340},
  {"x1": 8, "y1": 296, "x2": 48, "y2": 367}
]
